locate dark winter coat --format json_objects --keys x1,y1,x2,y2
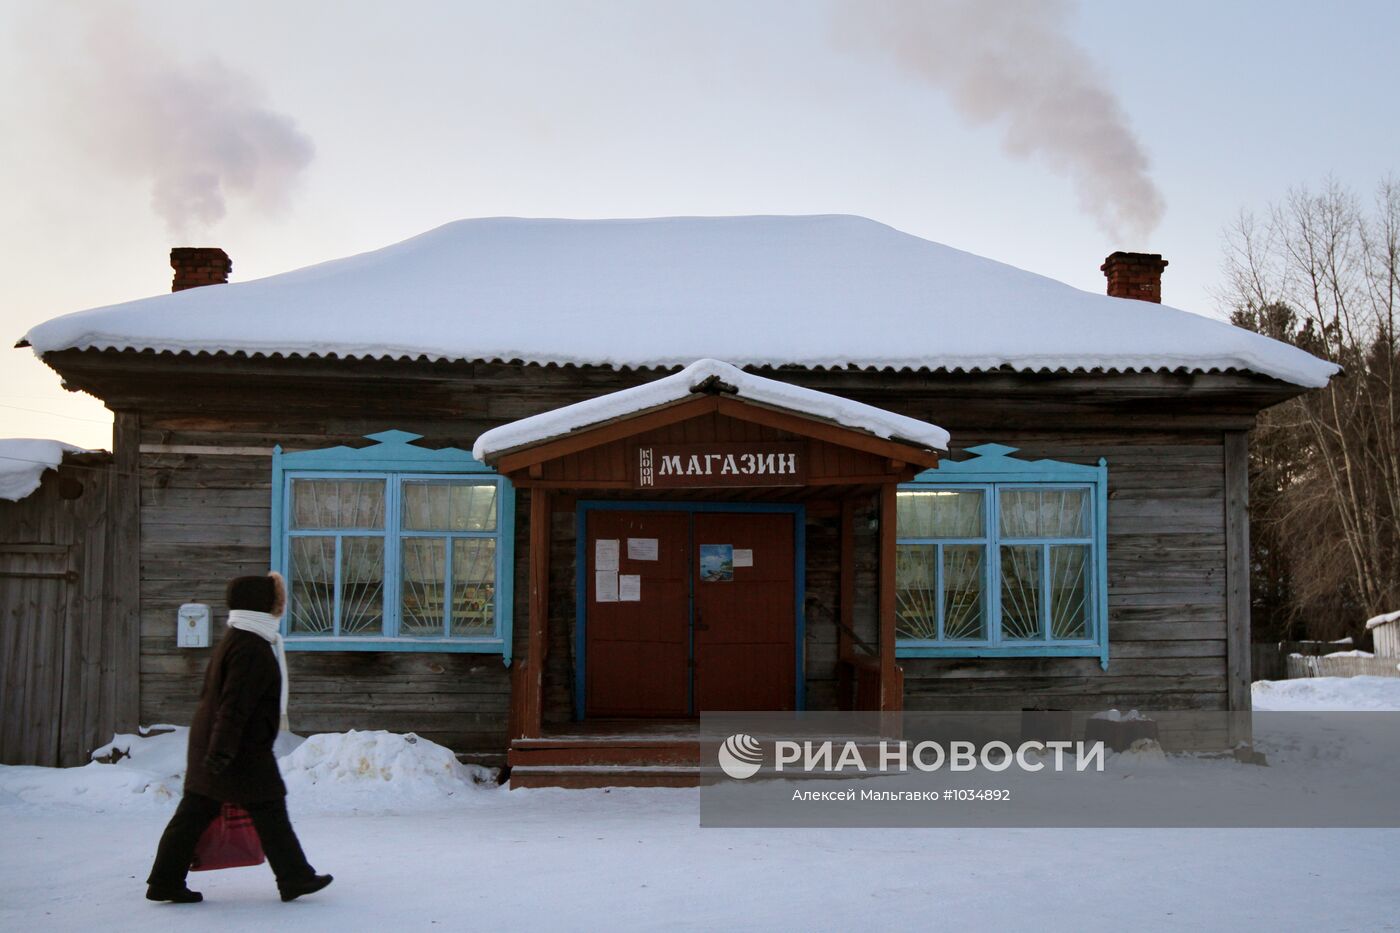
[{"x1": 184, "y1": 628, "x2": 287, "y2": 804}]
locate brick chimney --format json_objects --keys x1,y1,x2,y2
[
  {"x1": 1101, "y1": 252, "x2": 1168, "y2": 303},
  {"x1": 170, "y1": 247, "x2": 232, "y2": 292}
]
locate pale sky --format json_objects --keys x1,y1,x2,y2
[{"x1": 2, "y1": 0, "x2": 1397, "y2": 451}]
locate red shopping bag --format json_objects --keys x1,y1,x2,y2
[{"x1": 190, "y1": 804, "x2": 266, "y2": 871}]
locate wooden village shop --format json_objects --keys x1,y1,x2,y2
[{"x1": 12, "y1": 216, "x2": 1337, "y2": 784}]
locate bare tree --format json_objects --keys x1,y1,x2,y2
[{"x1": 1222, "y1": 178, "x2": 1400, "y2": 641}]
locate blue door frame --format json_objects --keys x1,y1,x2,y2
[{"x1": 574, "y1": 500, "x2": 807, "y2": 719}]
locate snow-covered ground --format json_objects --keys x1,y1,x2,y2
[
  {"x1": 1253, "y1": 675, "x2": 1400, "y2": 712},
  {"x1": 2, "y1": 686, "x2": 1398, "y2": 932}
]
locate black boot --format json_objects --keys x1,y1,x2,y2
[
  {"x1": 146, "y1": 884, "x2": 203, "y2": 903},
  {"x1": 279, "y1": 873, "x2": 333, "y2": 902}
]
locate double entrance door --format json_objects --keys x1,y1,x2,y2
[{"x1": 583, "y1": 509, "x2": 797, "y2": 717}]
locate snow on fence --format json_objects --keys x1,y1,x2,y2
[
  {"x1": 1252, "y1": 641, "x2": 1358, "y2": 682},
  {"x1": 1366, "y1": 611, "x2": 1399, "y2": 658},
  {"x1": 1286, "y1": 654, "x2": 1400, "y2": 680}
]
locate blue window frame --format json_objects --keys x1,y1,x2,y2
[
  {"x1": 270, "y1": 431, "x2": 514, "y2": 660},
  {"x1": 896, "y1": 444, "x2": 1109, "y2": 669}
]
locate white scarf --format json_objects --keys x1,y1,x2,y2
[{"x1": 227, "y1": 610, "x2": 290, "y2": 732}]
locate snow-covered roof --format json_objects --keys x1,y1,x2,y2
[
  {"x1": 23, "y1": 215, "x2": 1339, "y2": 388},
  {"x1": 0, "y1": 438, "x2": 89, "y2": 501},
  {"x1": 472, "y1": 358, "x2": 950, "y2": 460}
]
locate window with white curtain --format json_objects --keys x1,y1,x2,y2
[
  {"x1": 283, "y1": 474, "x2": 507, "y2": 644},
  {"x1": 896, "y1": 472, "x2": 1106, "y2": 661},
  {"x1": 271, "y1": 430, "x2": 514, "y2": 657}
]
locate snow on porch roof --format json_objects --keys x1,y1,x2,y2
[
  {"x1": 22, "y1": 215, "x2": 1338, "y2": 388},
  {"x1": 471, "y1": 358, "x2": 950, "y2": 461}
]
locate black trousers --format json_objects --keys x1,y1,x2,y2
[{"x1": 147, "y1": 791, "x2": 314, "y2": 888}]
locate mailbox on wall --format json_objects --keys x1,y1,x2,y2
[{"x1": 177, "y1": 603, "x2": 210, "y2": 648}]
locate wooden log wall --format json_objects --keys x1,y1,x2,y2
[
  {"x1": 0, "y1": 454, "x2": 129, "y2": 766},
  {"x1": 896, "y1": 430, "x2": 1232, "y2": 713},
  {"x1": 135, "y1": 427, "x2": 511, "y2": 756},
  {"x1": 56, "y1": 357, "x2": 1275, "y2": 757}
]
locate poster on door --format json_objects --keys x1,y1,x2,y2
[{"x1": 699, "y1": 544, "x2": 733, "y2": 582}]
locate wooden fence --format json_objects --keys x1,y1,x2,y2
[
  {"x1": 1251, "y1": 640, "x2": 1371, "y2": 682},
  {"x1": 1285, "y1": 655, "x2": 1400, "y2": 679},
  {"x1": 1, "y1": 453, "x2": 135, "y2": 767}
]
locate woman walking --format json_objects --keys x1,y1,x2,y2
[{"x1": 146, "y1": 572, "x2": 331, "y2": 904}]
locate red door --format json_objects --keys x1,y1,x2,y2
[
  {"x1": 585, "y1": 511, "x2": 690, "y2": 717},
  {"x1": 693, "y1": 513, "x2": 797, "y2": 712},
  {"x1": 584, "y1": 509, "x2": 797, "y2": 717}
]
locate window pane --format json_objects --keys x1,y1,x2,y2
[
  {"x1": 1000, "y1": 545, "x2": 1042, "y2": 640},
  {"x1": 450, "y1": 484, "x2": 497, "y2": 532},
  {"x1": 403, "y1": 482, "x2": 498, "y2": 532},
  {"x1": 999, "y1": 488, "x2": 1089, "y2": 538},
  {"x1": 339, "y1": 537, "x2": 385, "y2": 634},
  {"x1": 895, "y1": 544, "x2": 939, "y2": 640},
  {"x1": 402, "y1": 483, "x2": 449, "y2": 531},
  {"x1": 291, "y1": 479, "x2": 385, "y2": 530},
  {"x1": 898, "y1": 489, "x2": 984, "y2": 538},
  {"x1": 451, "y1": 539, "x2": 497, "y2": 636},
  {"x1": 1049, "y1": 545, "x2": 1091, "y2": 639},
  {"x1": 400, "y1": 538, "x2": 446, "y2": 636},
  {"x1": 942, "y1": 545, "x2": 985, "y2": 640},
  {"x1": 289, "y1": 537, "x2": 335, "y2": 634}
]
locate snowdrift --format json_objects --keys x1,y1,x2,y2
[
  {"x1": 0, "y1": 727, "x2": 495, "y2": 813},
  {"x1": 281, "y1": 730, "x2": 496, "y2": 813},
  {"x1": 1252, "y1": 676, "x2": 1400, "y2": 711}
]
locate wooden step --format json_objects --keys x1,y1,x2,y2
[
  {"x1": 508, "y1": 764, "x2": 701, "y2": 789},
  {"x1": 507, "y1": 730, "x2": 704, "y2": 787},
  {"x1": 509, "y1": 739, "x2": 700, "y2": 769}
]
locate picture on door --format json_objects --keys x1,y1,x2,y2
[{"x1": 699, "y1": 544, "x2": 733, "y2": 582}]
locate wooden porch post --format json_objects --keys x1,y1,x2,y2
[
  {"x1": 836, "y1": 498, "x2": 856, "y2": 710},
  {"x1": 524, "y1": 487, "x2": 551, "y2": 738},
  {"x1": 878, "y1": 482, "x2": 902, "y2": 712}
]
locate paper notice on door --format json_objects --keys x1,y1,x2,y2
[
  {"x1": 732, "y1": 548, "x2": 753, "y2": 568},
  {"x1": 618, "y1": 574, "x2": 641, "y2": 601},
  {"x1": 595, "y1": 570, "x2": 618, "y2": 602},
  {"x1": 627, "y1": 537, "x2": 659, "y2": 561},
  {"x1": 595, "y1": 539, "x2": 620, "y2": 571}
]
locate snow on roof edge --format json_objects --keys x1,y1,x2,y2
[
  {"x1": 0, "y1": 438, "x2": 95, "y2": 502},
  {"x1": 472, "y1": 359, "x2": 950, "y2": 461},
  {"x1": 30, "y1": 342, "x2": 1335, "y2": 389}
]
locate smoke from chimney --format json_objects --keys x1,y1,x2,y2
[
  {"x1": 30, "y1": 5, "x2": 314, "y2": 239},
  {"x1": 837, "y1": 0, "x2": 1165, "y2": 242}
]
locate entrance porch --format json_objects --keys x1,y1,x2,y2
[{"x1": 473, "y1": 360, "x2": 949, "y2": 786}]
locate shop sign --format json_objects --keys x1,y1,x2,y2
[{"x1": 633, "y1": 442, "x2": 807, "y2": 488}]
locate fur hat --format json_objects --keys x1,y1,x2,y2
[{"x1": 226, "y1": 574, "x2": 281, "y2": 613}]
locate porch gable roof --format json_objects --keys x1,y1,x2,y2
[{"x1": 473, "y1": 359, "x2": 948, "y2": 474}]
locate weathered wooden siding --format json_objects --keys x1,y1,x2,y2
[
  {"x1": 0, "y1": 454, "x2": 132, "y2": 766},
  {"x1": 898, "y1": 431, "x2": 1230, "y2": 712},
  {"x1": 135, "y1": 429, "x2": 511, "y2": 756},
  {"x1": 97, "y1": 360, "x2": 1263, "y2": 757}
]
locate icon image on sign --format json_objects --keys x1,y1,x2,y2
[{"x1": 699, "y1": 544, "x2": 733, "y2": 582}]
